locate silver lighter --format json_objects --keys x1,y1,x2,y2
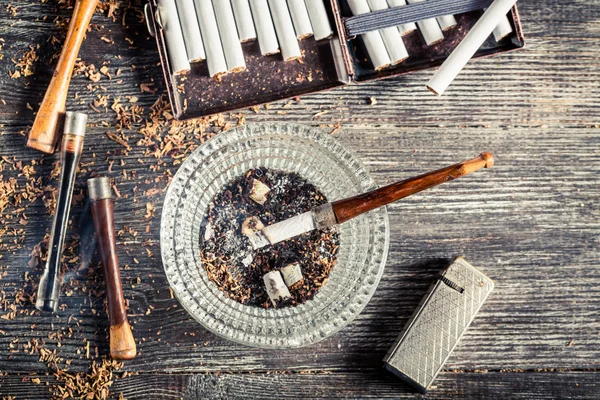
[{"x1": 383, "y1": 256, "x2": 494, "y2": 393}]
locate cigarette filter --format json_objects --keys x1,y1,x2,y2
[
  {"x1": 194, "y1": 0, "x2": 228, "y2": 77},
  {"x1": 213, "y1": 0, "x2": 247, "y2": 72},
  {"x1": 367, "y1": 0, "x2": 408, "y2": 64},
  {"x1": 384, "y1": 257, "x2": 494, "y2": 393},
  {"x1": 305, "y1": 0, "x2": 333, "y2": 41},
  {"x1": 268, "y1": 0, "x2": 302, "y2": 61},
  {"x1": 406, "y1": 0, "x2": 444, "y2": 46},
  {"x1": 347, "y1": 0, "x2": 392, "y2": 70},
  {"x1": 231, "y1": 0, "x2": 257, "y2": 42},
  {"x1": 287, "y1": 0, "x2": 314, "y2": 39},
  {"x1": 386, "y1": 0, "x2": 417, "y2": 35},
  {"x1": 175, "y1": 0, "x2": 206, "y2": 62},
  {"x1": 249, "y1": 0, "x2": 280, "y2": 55},
  {"x1": 427, "y1": 0, "x2": 519, "y2": 95},
  {"x1": 158, "y1": 0, "x2": 191, "y2": 75}
]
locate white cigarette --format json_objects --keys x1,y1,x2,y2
[
  {"x1": 305, "y1": 0, "x2": 334, "y2": 41},
  {"x1": 194, "y1": 0, "x2": 228, "y2": 77},
  {"x1": 213, "y1": 0, "x2": 247, "y2": 72},
  {"x1": 157, "y1": 0, "x2": 191, "y2": 75},
  {"x1": 436, "y1": 14, "x2": 457, "y2": 31},
  {"x1": 262, "y1": 211, "x2": 316, "y2": 245},
  {"x1": 231, "y1": 0, "x2": 257, "y2": 42},
  {"x1": 268, "y1": 0, "x2": 302, "y2": 61},
  {"x1": 491, "y1": 10, "x2": 513, "y2": 41},
  {"x1": 367, "y1": 0, "x2": 408, "y2": 64},
  {"x1": 347, "y1": 0, "x2": 391, "y2": 70},
  {"x1": 406, "y1": 0, "x2": 444, "y2": 46},
  {"x1": 263, "y1": 271, "x2": 291, "y2": 306},
  {"x1": 287, "y1": 0, "x2": 314, "y2": 39},
  {"x1": 387, "y1": 0, "x2": 416, "y2": 36},
  {"x1": 249, "y1": 0, "x2": 280, "y2": 55},
  {"x1": 175, "y1": 0, "x2": 206, "y2": 62},
  {"x1": 427, "y1": 0, "x2": 519, "y2": 96}
]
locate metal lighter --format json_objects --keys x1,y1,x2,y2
[{"x1": 383, "y1": 256, "x2": 494, "y2": 393}]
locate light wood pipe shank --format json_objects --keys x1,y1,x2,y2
[
  {"x1": 27, "y1": 0, "x2": 99, "y2": 154},
  {"x1": 331, "y1": 152, "x2": 494, "y2": 224},
  {"x1": 90, "y1": 198, "x2": 137, "y2": 360}
]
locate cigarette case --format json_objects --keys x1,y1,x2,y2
[
  {"x1": 145, "y1": 0, "x2": 524, "y2": 120},
  {"x1": 383, "y1": 256, "x2": 494, "y2": 393}
]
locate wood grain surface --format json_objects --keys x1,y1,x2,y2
[{"x1": 0, "y1": 0, "x2": 599, "y2": 398}]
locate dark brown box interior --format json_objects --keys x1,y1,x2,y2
[{"x1": 146, "y1": 0, "x2": 524, "y2": 120}]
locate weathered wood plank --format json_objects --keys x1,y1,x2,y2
[{"x1": 2, "y1": 370, "x2": 600, "y2": 399}]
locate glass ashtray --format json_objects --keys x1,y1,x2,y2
[{"x1": 160, "y1": 123, "x2": 389, "y2": 348}]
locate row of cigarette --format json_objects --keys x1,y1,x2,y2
[
  {"x1": 157, "y1": 0, "x2": 334, "y2": 77},
  {"x1": 351, "y1": 0, "x2": 514, "y2": 70}
]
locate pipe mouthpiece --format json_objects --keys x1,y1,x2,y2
[
  {"x1": 64, "y1": 112, "x2": 88, "y2": 137},
  {"x1": 480, "y1": 152, "x2": 494, "y2": 168},
  {"x1": 35, "y1": 298, "x2": 58, "y2": 313},
  {"x1": 88, "y1": 177, "x2": 113, "y2": 201}
]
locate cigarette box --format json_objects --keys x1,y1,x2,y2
[
  {"x1": 383, "y1": 256, "x2": 494, "y2": 393},
  {"x1": 144, "y1": 0, "x2": 524, "y2": 120}
]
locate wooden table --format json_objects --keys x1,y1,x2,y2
[{"x1": 0, "y1": 0, "x2": 598, "y2": 398}]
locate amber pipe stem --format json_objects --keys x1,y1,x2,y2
[
  {"x1": 331, "y1": 152, "x2": 495, "y2": 224},
  {"x1": 88, "y1": 177, "x2": 136, "y2": 360},
  {"x1": 27, "y1": 0, "x2": 99, "y2": 154}
]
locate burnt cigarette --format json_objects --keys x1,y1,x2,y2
[
  {"x1": 367, "y1": 0, "x2": 408, "y2": 64},
  {"x1": 175, "y1": 0, "x2": 206, "y2": 62},
  {"x1": 287, "y1": 0, "x2": 313, "y2": 39},
  {"x1": 249, "y1": 179, "x2": 271, "y2": 204},
  {"x1": 249, "y1": 0, "x2": 280, "y2": 55},
  {"x1": 231, "y1": 0, "x2": 257, "y2": 42},
  {"x1": 347, "y1": 0, "x2": 391, "y2": 70},
  {"x1": 492, "y1": 11, "x2": 513, "y2": 41},
  {"x1": 36, "y1": 112, "x2": 88, "y2": 312},
  {"x1": 387, "y1": 0, "x2": 417, "y2": 35},
  {"x1": 213, "y1": 0, "x2": 247, "y2": 72},
  {"x1": 263, "y1": 271, "x2": 291, "y2": 306},
  {"x1": 268, "y1": 0, "x2": 302, "y2": 60},
  {"x1": 194, "y1": 0, "x2": 228, "y2": 77},
  {"x1": 427, "y1": 0, "x2": 519, "y2": 96},
  {"x1": 405, "y1": 0, "x2": 444, "y2": 46},
  {"x1": 305, "y1": 0, "x2": 333, "y2": 40},
  {"x1": 281, "y1": 263, "x2": 304, "y2": 288},
  {"x1": 158, "y1": 0, "x2": 191, "y2": 75}
]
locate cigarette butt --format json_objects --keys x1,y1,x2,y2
[
  {"x1": 249, "y1": 0, "x2": 280, "y2": 55},
  {"x1": 213, "y1": 0, "x2": 247, "y2": 72},
  {"x1": 175, "y1": 0, "x2": 206, "y2": 62},
  {"x1": 287, "y1": 0, "x2": 314, "y2": 39},
  {"x1": 232, "y1": 0, "x2": 257, "y2": 42},
  {"x1": 491, "y1": 11, "x2": 513, "y2": 41},
  {"x1": 157, "y1": 0, "x2": 191, "y2": 75},
  {"x1": 436, "y1": 14, "x2": 457, "y2": 31},
  {"x1": 268, "y1": 0, "x2": 302, "y2": 61},
  {"x1": 367, "y1": 0, "x2": 408, "y2": 64},
  {"x1": 249, "y1": 179, "x2": 271, "y2": 205},
  {"x1": 305, "y1": 0, "x2": 333, "y2": 41},
  {"x1": 427, "y1": 0, "x2": 519, "y2": 96},
  {"x1": 387, "y1": 0, "x2": 416, "y2": 35},
  {"x1": 194, "y1": 0, "x2": 228, "y2": 77},
  {"x1": 263, "y1": 271, "x2": 291, "y2": 306},
  {"x1": 347, "y1": 0, "x2": 392, "y2": 70},
  {"x1": 281, "y1": 263, "x2": 304, "y2": 288},
  {"x1": 406, "y1": 0, "x2": 444, "y2": 46}
]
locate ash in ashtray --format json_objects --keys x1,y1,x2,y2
[{"x1": 200, "y1": 168, "x2": 339, "y2": 309}]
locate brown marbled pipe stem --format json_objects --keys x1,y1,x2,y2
[
  {"x1": 332, "y1": 152, "x2": 495, "y2": 224},
  {"x1": 88, "y1": 177, "x2": 136, "y2": 360}
]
